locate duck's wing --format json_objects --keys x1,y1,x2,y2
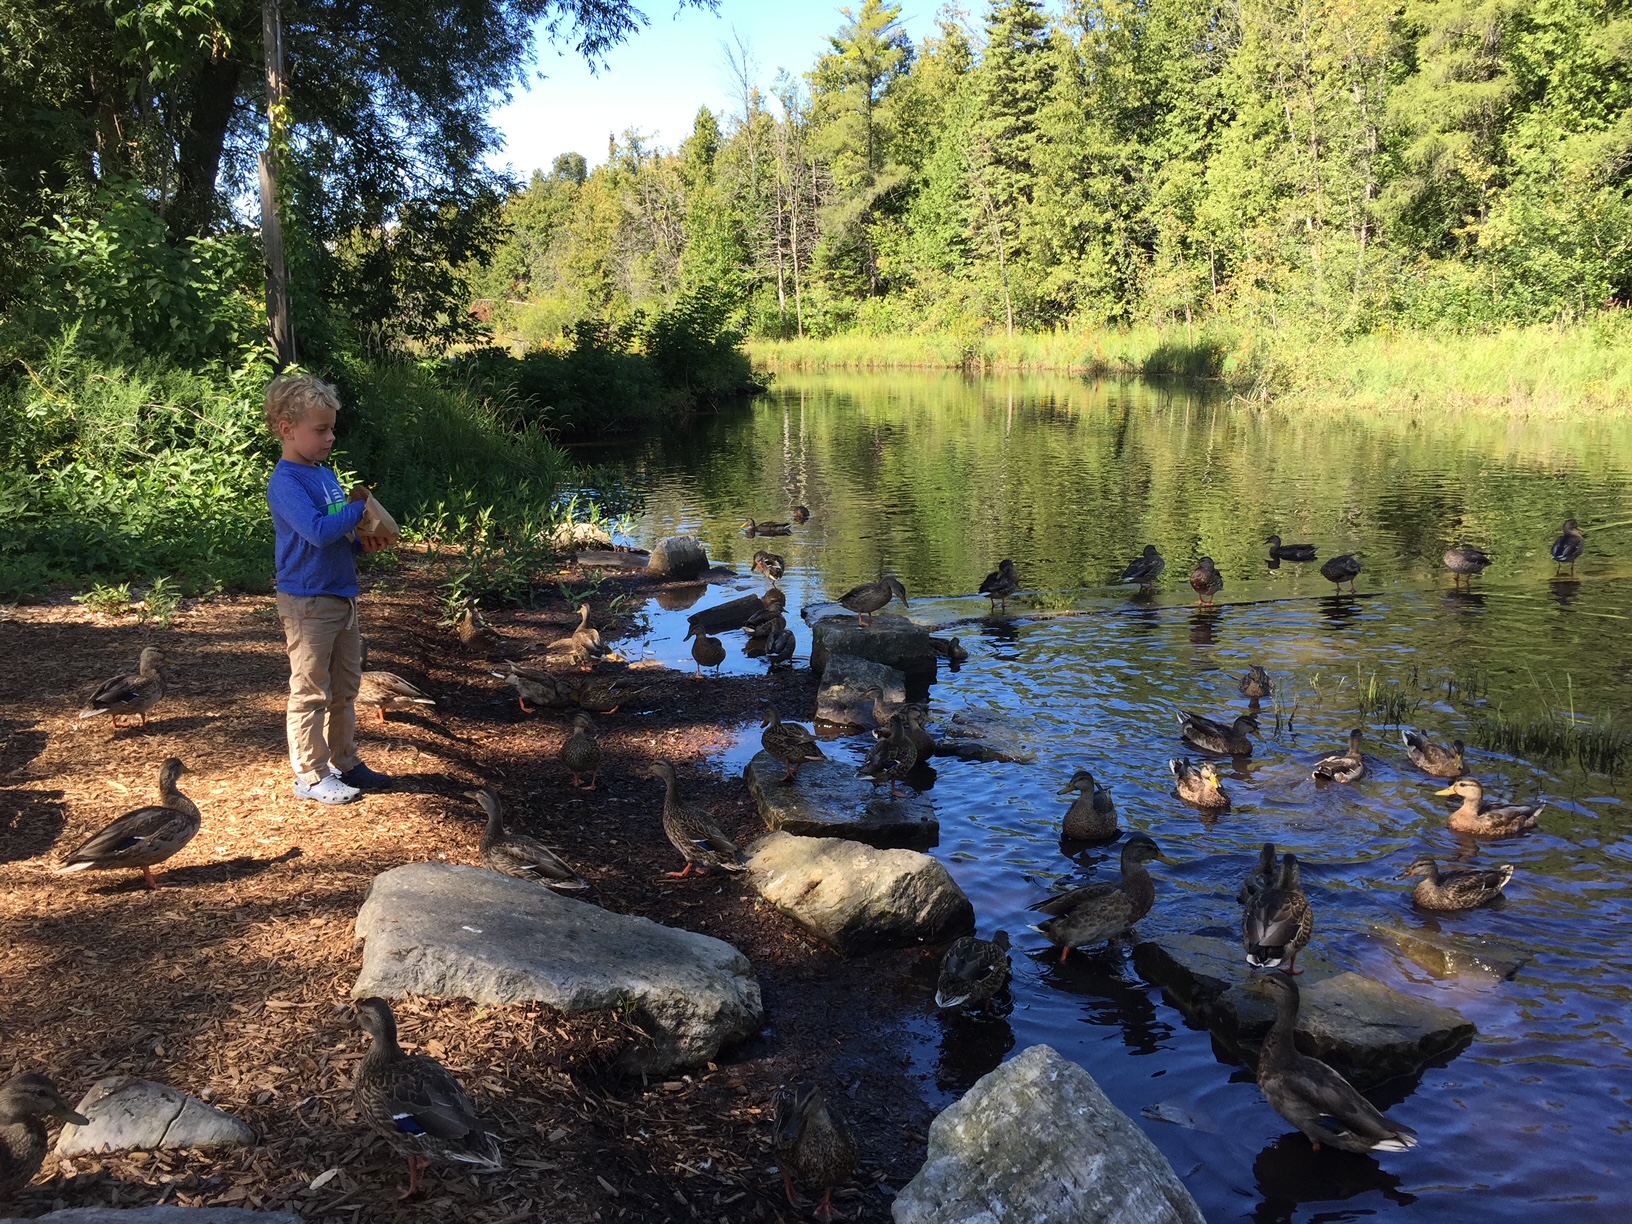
[
  {"x1": 1028, "y1": 881, "x2": 1117, "y2": 916},
  {"x1": 1243, "y1": 888, "x2": 1304, "y2": 951},
  {"x1": 382, "y1": 1056, "x2": 501, "y2": 1165},
  {"x1": 62, "y1": 806, "x2": 191, "y2": 865},
  {"x1": 1272, "y1": 1056, "x2": 1417, "y2": 1150}
]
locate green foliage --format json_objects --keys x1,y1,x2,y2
[{"x1": 74, "y1": 582, "x2": 134, "y2": 617}]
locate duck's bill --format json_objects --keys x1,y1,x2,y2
[{"x1": 1433, "y1": 785, "x2": 1460, "y2": 796}]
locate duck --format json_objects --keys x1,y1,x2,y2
[
  {"x1": 857, "y1": 712, "x2": 918, "y2": 799},
  {"x1": 1119, "y1": 544, "x2": 1165, "y2": 592},
  {"x1": 1179, "y1": 710, "x2": 1258, "y2": 756},
  {"x1": 352, "y1": 997, "x2": 502, "y2": 1199},
  {"x1": 646, "y1": 761, "x2": 745, "y2": 878},
  {"x1": 1031, "y1": 834, "x2": 1167, "y2": 961},
  {"x1": 1551, "y1": 518, "x2": 1585, "y2": 574},
  {"x1": 55, "y1": 757, "x2": 200, "y2": 890},
  {"x1": 837, "y1": 575, "x2": 909, "y2": 625},
  {"x1": 358, "y1": 669, "x2": 437, "y2": 723},
  {"x1": 979, "y1": 558, "x2": 1019, "y2": 611},
  {"x1": 1171, "y1": 757, "x2": 1231, "y2": 809},
  {"x1": 757, "y1": 585, "x2": 789, "y2": 619},
  {"x1": 1189, "y1": 556, "x2": 1223, "y2": 605},
  {"x1": 1237, "y1": 841, "x2": 1278, "y2": 904},
  {"x1": 1265, "y1": 535, "x2": 1318, "y2": 562},
  {"x1": 1395, "y1": 855, "x2": 1514, "y2": 910},
  {"x1": 772, "y1": 1083, "x2": 857, "y2": 1224},
  {"x1": 935, "y1": 930, "x2": 1012, "y2": 1013},
  {"x1": 761, "y1": 707, "x2": 826, "y2": 781},
  {"x1": 751, "y1": 550, "x2": 785, "y2": 582},
  {"x1": 1058, "y1": 768, "x2": 1118, "y2": 840},
  {"x1": 575, "y1": 676, "x2": 641, "y2": 715},
  {"x1": 1311, "y1": 728, "x2": 1366, "y2": 784},
  {"x1": 492, "y1": 661, "x2": 577, "y2": 713},
  {"x1": 1243, "y1": 852, "x2": 1313, "y2": 974},
  {"x1": 458, "y1": 605, "x2": 530, "y2": 659},
  {"x1": 741, "y1": 517, "x2": 793, "y2": 536},
  {"x1": 1320, "y1": 553, "x2": 1362, "y2": 593},
  {"x1": 78, "y1": 646, "x2": 169, "y2": 730},
  {"x1": 471, "y1": 788, "x2": 588, "y2": 891},
  {"x1": 1238, "y1": 665, "x2": 1274, "y2": 701},
  {"x1": 1435, "y1": 776, "x2": 1544, "y2": 836},
  {"x1": 1, "y1": 1072, "x2": 88, "y2": 1197},
  {"x1": 1401, "y1": 728, "x2": 1465, "y2": 778},
  {"x1": 743, "y1": 613, "x2": 776, "y2": 659},
  {"x1": 898, "y1": 704, "x2": 938, "y2": 760},
  {"x1": 1247, "y1": 973, "x2": 1419, "y2": 1154},
  {"x1": 930, "y1": 636, "x2": 969, "y2": 664},
  {"x1": 766, "y1": 619, "x2": 796, "y2": 669},
  {"x1": 568, "y1": 603, "x2": 610, "y2": 671},
  {"x1": 690, "y1": 631, "x2": 726, "y2": 677},
  {"x1": 1444, "y1": 544, "x2": 1493, "y2": 589},
  {"x1": 790, "y1": 505, "x2": 811, "y2": 523},
  {"x1": 558, "y1": 712, "x2": 601, "y2": 790}
]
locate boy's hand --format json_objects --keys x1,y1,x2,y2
[{"x1": 348, "y1": 483, "x2": 371, "y2": 504}]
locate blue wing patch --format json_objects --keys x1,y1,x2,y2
[{"x1": 392, "y1": 1112, "x2": 426, "y2": 1135}]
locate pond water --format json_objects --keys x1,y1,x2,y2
[{"x1": 595, "y1": 372, "x2": 1632, "y2": 1222}]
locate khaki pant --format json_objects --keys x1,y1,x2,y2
[{"x1": 276, "y1": 593, "x2": 362, "y2": 785}]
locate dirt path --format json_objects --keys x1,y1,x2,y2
[{"x1": 0, "y1": 564, "x2": 936, "y2": 1221}]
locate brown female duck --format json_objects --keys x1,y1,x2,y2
[
  {"x1": 837, "y1": 575, "x2": 909, "y2": 625},
  {"x1": 1311, "y1": 728, "x2": 1366, "y2": 784},
  {"x1": 55, "y1": 757, "x2": 200, "y2": 889},
  {"x1": 1, "y1": 1073, "x2": 88, "y2": 1197},
  {"x1": 646, "y1": 761, "x2": 745, "y2": 878},
  {"x1": 473, "y1": 789, "x2": 587, "y2": 890},
  {"x1": 1171, "y1": 757, "x2": 1231, "y2": 809},
  {"x1": 558, "y1": 712, "x2": 601, "y2": 789},
  {"x1": 1179, "y1": 710, "x2": 1258, "y2": 756},
  {"x1": 1058, "y1": 768, "x2": 1118, "y2": 840},
  {"x1": 1119, "y1": 544, "x2": 1165, "y2": 592},
  {"x1": 1320, "y1": 553, "x2": 1362, "y2": 593},
  {"x1": 1189, "y1": 556, "x2": 1223, "y2": 605},
  {"x1": 1444, "y1": 544, "x2": 1493, "y2": 589},
  {"x1": 1030, "y1": 834, "x2": 1167, "y2": 962},
  {"x1": 1238, "y1": 665, "x2": 1274, "y2": 701},
  {"x1": 1395, "y1": 855, "x2": 1514, "y2": 910},
  {"x1": 1401, "y1": 728, "x2": 1465, "y2": 778},
  {"x1": 935, "y1": 930, "x2": 1012, "y2": 1013},
  {"x1": 1436, "y1": 777, "x2": 1543, "y2": 836},
  {"x1": 1244, "y1": 852, "x2": 1313, "y2": 974},
  {"x1": 761, "y1": 707, "x2": 826, "y2": 781},
  {"x1": 78, "y1": 646, "x2": 169, "y2": 730},
  {"x1": 1551, "y1": 518, "x2": 1585, "y2": 574},
  {"x1": 773, "y1": 1083, "x2": 856, "y2": 1224},
  {"x1": 1265, "y1": 535, "x2": 1318, "y2": 562}
]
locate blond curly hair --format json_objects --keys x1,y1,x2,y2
[{"x1": 264, "y1": 375, "x2": 341, "y2": 434}]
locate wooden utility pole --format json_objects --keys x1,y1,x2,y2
[{"x1": 260, "y1": 0, "x2": 295, "y2": 367}]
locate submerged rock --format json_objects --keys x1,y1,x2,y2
[
  {"x1": 936, "y1": 708, "x2": 1039, "y2": 765},
  {"x1": 647, "y1": 534, "x2": 709, "y2": 579},
  {"x1": 1367, "y1": 919, "x2": 1530, "y2": 982},
  {"x1": 810, "y1": 613, "x2": 937, "y2": 688},
  {"x1": 891, "y1": 1044, "x2": 1205, "y2": 1224},
  {"x1": 55, "y1": 1077, "x2": 256, "y2": 1156},
  {"x1": 815, "y1": 654, "x2": 908, "y2": 730},
  {"x1": 744, "y1": 750, "x2": 938, "y2": 849}
]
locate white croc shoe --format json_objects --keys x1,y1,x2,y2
[{"x1": 294, "y1": 771, "x2": 362, "y2": 805}]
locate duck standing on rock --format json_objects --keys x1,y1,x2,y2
[
  {"x1": 978, "y1": 558, "x2": 1019, "y2": 612},
  {"x1": 1058, "y1": 768, "x2": 1118, "y2": 840},
  {"x1": 352, "y1": 996, "x2": 502, "y2": 1200},
  {"x1": 762, "y1": 707, "x2": 826, "y2": 781},
  {"x1": 935, "y1": 931, "x2": 1012, "y2": 1014},
  {"x1": 858, "y1": 712, "x2": 918, "y2": 799},
  {"x1": 1119, "y1": 544, "x2": 1165, "y2": 593},
  {"x1": 773, "y1": 1083, "x2": 857, "y2": 1224},
  {"x1": 55, "y1": 757, "x2": 200, "y2": 890},
  {"x1": 558, "y1": 712, "x2": 602, "y2": 790},
  {"x1": 1320, "y1": 553, "x2": 1362, "y2": 594},
  {"x1": 837, "y1": 575, "x2": 908, "y2": 626},
  {"x1": 1248, "y1": 973, "x2": 1419, "y2": 1154},
  {"x1": 1237, "y1": 842, "x2": 1278, "y2": 905},
  {"x1": 1444, "y1": 544, "x2": 1493, "y2": 590},
  {"x1": 1551, "y1": 518, "x2": 1585, "y2": 575},
  {"x1": 1189, "y1": 556, "x2": 1223, "y2": 606},
  {"x1": 1244, "y1": 852, "x2": 1313, "y2": 974},
  {"x1": 1179, "y1": 710, "x2": 1258, "y2": 756},
  {"x1": 1312, "y1": 728, "x2": 1366, "y2": 784},
  {"x1": 1436, "y1": 777, "x2": 1544, "y2": 836},
  {"x1": 1, "y1": 1072, "x2": 89, "y2": 1197},
  {"x1": 78, "y1": 646, "x2": 169, "y2": 731},
  {"x1": 646, "y1": 761, "x2": 745, "y2": 878},
  {"x1": 1402, "y1": 729, "x2": 1464, "y2": 778},
  {"x1": 1031, "y1": 834, "x2": 1168, "y2": 962},
  {"x1": 1171, "y1": 757, "x2": 1230, "y2": 809},
  {"x1": 471, "y1": 788, "x2": 588, "y2": 891},
  {"x1": 1265, "y1": 535, "x2": 1318, "y2": 563},
  {"x1": 1395, "y1": 855, "x2": 1514, "y2": 910}
]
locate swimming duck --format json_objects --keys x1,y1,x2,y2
[
  {"x1": 1058, "y1": 768, "x2": 1118, "y2": 841},
  {"x1": 935, "y1": 930, "x2": 1012, "y2": 1013},
  {"x1": 1311, "y1": 728, "x2": 1366, "y2": 784},
  {"x1": 790, "y1": 505, "x2": 811, "y2": 523},
  {"x1": 1170, "y1": 757, "x2": 1231, "y2": 809},
  {"x1": 1248, "y1": 973, "x2": 1419, "y2": 1154},
  {"x1": 752, "y1": 550, "x2": 785, "y2": 583},
  {"x1": 858, "y1": 712, "x2": 919, "y2": 799},
  {"x1": 1551, "y1": 519, "x2": 1584, "y2": 574},
  {"x1": 1394, "y1": 855, "x2": 1514, "y2": 910},
  {"x1": 773, "y1": 1083, "x2": 857, "y2": 1224},
  {"x1": 1443, "y1": 544, "x2": 1493, "y2": 589},
  {"x1": 1189, "y1": 557, "x2": 1223, "y2": 605},
  {"x1": 1, "y1": 1072, "x2": 88, "y2": 1197},
  {"x1": 359, "y1": 670, "x2": 437, "y2": 722},
  {"x1": 558, "y1": 712, "x2": 601, "y2": 789},
  {"x1": 690, "y1": 631, "x2": 726, "y2": 677},
  {"x1": 646, "y1": 761, "x2": 745, "y2": 878},
  {"x1": 471, "y1": 788, "x2": 588, "y2": 891},
  {"x1": 766, "y1": 619, "x2": 796, "y2": 669},
  {"x1": 1320, "y1": 553, "x2": 1362, "y2": 593},
  {"x1": 1237, "y1": 841, "x2": 1278, "y2": 904},
  {"x1": 979, "y1": 558, "x2": 1020, "y2": 611},
  {"x1": 1435, "y1": 777, "x2": 1544, "y2": 836},
  {"x1": 762, "y1": 707, "x2": 826, "y2": 781},
  {"x1": 1265, "y1": 535, "x2": 1318, "y2": 562},
  {"x1": 1401, "y1": 729, "x2": 1464, "y2": 778},
  {"x1": 741, "y1": 517, "x2": 793, "y2": 536},
  {"x1": 837, "y1": 575, "x2": 909, "y2": 625},
  {"x1": 568, "y1": 603, "x2": 610, "y2": 671},
  {"x1": 352, "y1": 997, "x2": 502, "y2": 1199},
  {"x1": 78, "y1": 646, "x2": 169, "y2": 730},
  {"x1": 492, "y1": 661, "x2": 577, "y2": 713},
  {"x1": 1243, "y1": 852, "x2": 1313, "y2": 974},
  {"x1": 1179, "y1": 710, "x2": 1258, "y2": 756},
  {"x1": 1119, "y1": 544, "x2": 1165, "y2": 592},
  {"x1": 1030, "y1": 834, "x2": 1167, "y2": 961},
  {"x1": 55, "y1": 757, "x2": 200, "y2": 890},
  {"x1": 1238, "y1": 665, "x2": 1274, "y2": 701},
  {"x1": 930, "y1": 636, "x2": 969, "y2": 663}
]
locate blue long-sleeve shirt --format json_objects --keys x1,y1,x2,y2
[{"x1": 267, "y1": 460, "x2": 366, "y2": 597}]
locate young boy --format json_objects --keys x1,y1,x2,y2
[{"x1": 265, "y1": 375, "x2": 391, "y2": 804}]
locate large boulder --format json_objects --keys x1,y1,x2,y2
[
  {"x1": 353, "y1": 863, "x2": 762, "y2": 1073},
  {"x1": 647, "y1": 535, "x2": 709, "y2": 579},
  {"x1": 686, "y1": 593, "x2": 767, "y2": 636},
  {"x1": 744, "y1": 750, "x2": 938, "y2": 850},
  {"x1": 815, "y1": 654, "x2": 907, "y2": 730},
  {"x1": 745, "y1": 831, "x2": 972, "y2": 955},
  {"x1": 891, "y1": 1044, "x2": 1205, "y2": 1224},
  {"x1": 55, "y1": 1078, "x2": 256, "y2": 1156},
  {"x1": 810, "y1": 614, "x2": 937, "y2": 689},
  {"x1": 1, "y1": 1212, "x2": 301, "y2": 1223}
]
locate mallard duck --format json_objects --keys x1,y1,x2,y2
[
  {"x1": 1237, "y1": 841, "x2": 1278, "y2": 904},
  {"x1": 759, "y1": 585, "x2": 788, "y2": 618},
  {"x1": 752, "y1": 550, "x2": 785, "y2": 582},
  {"x1": 837, "y1": 576, "x2": 908, "y2": 626},
  {"x1": 899, "y1": 704, "x2": 937, "y2": 760},
  {"x1": 744, "y1": 610, "x2": 780, "y2": 654},
  {"x1": 1551, "y1": 518, "x2": 1585, "y2": 574},
  {"x1": 1244, "y1": 852, "x2": 1313, "y2": 974},
  {"x1": 858, "y1": 712, "x2": 918, "y2": 799},
  {"x1": 471, "y1": 788, "x2": 588, "y2": 890},
  {"x1": 352, "y1": 997, "x2": 502, "y2": 1199},
  {"x1": 762, "y1": 707, "x2": 826, "y2": 781},
  {"x1": 1031, "y1": 834, "x2": 1167, "y2": 961},
  {"x1": 690, "y1": 631, "x2": 726, "y2": 677},
  {"x1": 1312, "y1": 728, "x2": 1365, "y2": 784},
  {"x1": 1248, "y1": 973, "x2": 1418, "y2": 1154},
  {"x1": 646, "y1": 761, "x2": 745, "y2": 878},
  {"x1": 1058, "y1": 768, "x2": 1118, "y2": 840},
  {"x1": 935, "y1": 930, "x2": 1011, "y2": 1013},
  {"x1": 1402, "y1": 728, "x2": 1464, "y2": 778},
  {"x1": 1238, "y1": 665, "x2": 1274, "y2": 701},
  {"x1": 458, "y1": 605, "x2": 529, "y2": 658},
  {"x1": 1119, "y1": 544, "x2": 1165, "y2": 592},
  {"x1": 493, "y1": 661, "x2": 576, "y2": 713},
  {"x1": 55, "y1": 757, "x2": 200, "y2": 889},
  {"x1": 1444, "y1": 544, "x2": 1493, "y2": 589},
  {"x1": 1395, "y1": 855, "x2": 1514, "y2": 910},
  {"x1": 1189, "y1": 556, "x2": 1223, "y2": 605},
  {"x1": 359, "y1": 670, "x2": 436, "y2": 722},
  {"x1": 1179, "y1": 710, "x2": 1257, "y2": 756},
  {"x1": 766, "y1": 619, "x2": 796, "y2": 668},
  {"x1": 1, "y1": 1072, "x2": 88, "y2": 1197},
  {"x1": 930, "y1": 635, "x2": 969, "y2": 663},
  {"x1": 567, "y1": 603, "x2": 610, "y2": 671},
  {"x1": 741, "y1": 517, "x2": 793, "y2": 536},
  {"x1": 558, "y1": 712, "x2": 601, "y2": 789},
  {"x1": 790, "y1": 505, "x2": 811, "y2": 523},
  {"x1": 978, "y1": 558, "x2": 1019, "y2": 611},
  {"x1": 1435, "y1": 777, "x2": 1544, "y2": 836},
  {"x1": 773, "y1": 1083, "x2": 857, "y2": 1224},
  {"x1": 1265, "y1": 535, "x2": 1318, "y2": 562},
  {"x1": 78, "y1": 646, "x2": 169, "y2": 730},
  {"x1": 1320, "y1": 553, "x2": 1362, "y2": 593},
  {"x1": 1171, "y1": 757, "x2": 1231, "y2": 809}
]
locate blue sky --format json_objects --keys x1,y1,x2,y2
[{"x1": 488, "y1": 0, "x2": 944, "y2": 178}]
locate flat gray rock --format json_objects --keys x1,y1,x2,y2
[
  {"x1": 815, "y1": 654, "x2": 907, "y2": 730},
  {"x1": 55, "y1": 1077, "x2": 255, "y2": 1156},
  {"x1": 648, "y1": 534, "x2": 709, "y2": 579},
  {"x1": 574, "y1": 548, "x2": 649, "y2": 570},
  {"x1": 891, "y1": 1044, "x2": 1205, "y2": 1224},
  {"x1": 1, "y1": 1212, "x2": 301, "y2": 1223},
  {"x1": 810, "y1": 614, "x2": 937, "y2": 687},
  {"x1": 936, "y1": 708, "x2": 1038, "y2": 764},
  {"x1": 353, "y1": 863, "x2": 762, "y2": 1073},
  {"x1": 746, "y1": 831, "x2": 973, "y2": 956},
  {"x1": 744, "y1": 750, "x2": 938, "y2": 850}
]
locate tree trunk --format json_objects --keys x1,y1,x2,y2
[{"x1": 167, "y1": 51, "x2": 244, "y2": 242}]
